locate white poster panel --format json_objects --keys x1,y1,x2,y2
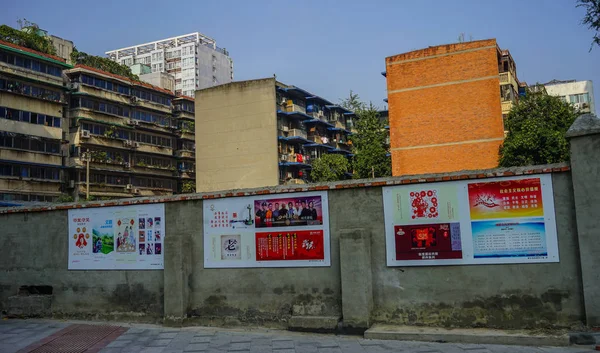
[
  {"x1": 383, "y1": 174, "x2": 559, "y2": 266},
  {"x1": 68, "y1": 204, "x2": 165, "y2": 270},
  {"x1": 203, "y1": 191, "x2": 330, "y2": 268}
]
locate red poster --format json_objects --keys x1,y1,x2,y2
[
  {"x1": 468, "y1": 178, "x2": 543, "y2": 220},
  {"x1": 255, "y1": 230, "x2": 324, "y2": 261},
  {"x1": 394, "y1": 223, "x2": 462, "y2": 261}
]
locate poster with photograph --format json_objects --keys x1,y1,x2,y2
[
  {"x1": 383, "y1": 175, "x2": 559, "y2": 266},
  {"x1": 68, "y1": 203, "x2": 165, "y2": 270},
  {"x1": 203, "y1": 191, "x2": 330, "y2": 268}
]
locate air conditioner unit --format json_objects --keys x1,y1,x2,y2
[
  {"x1": 130, "y1": 96, "x2": 137, "y2": 103},
  {"x1": 134, "y1": 142, "x2": 140, "y2": 148},
  {"x1": 133, "y1": 189, "x2": 140, "y2": 194},
  {"x1": 124, "y1": 162, "x2": 131, "y2": 168},
  {"x1": 280, "y1": 154, "x2": 287, "y2": 161},
  {"x1": 123, "y1": 140, "x2": 133, "y2": 147},
  {"x1": 126, "y1": 184, "x2": 133, "y2": 190},
  {"x1": 127, "y1": 120, "x2": 139, "y2": 126},
  {"x1": 282, "y1": 126, "x2": 289, "y2": 132},
  {"x1": 68, "y1": 82, "x2": 79, "y2": 90},
  {"x1": 80, "y1": 130, "x2": 91, "y2": 139},
  {"x1": 573, "y1": 103, "x2": 582, "y2": 110}
]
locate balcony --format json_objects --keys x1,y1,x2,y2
[
  {"x1": 288, "y1": 129, "x2": 307, "y2": 139},
  {"x1": 501, "y1": 100, "x2": 513, "y2": 114},
  {"x1": 176, "y1": 149, "x2": 195, "y2": 159},
  {"x1": 499, "y1": 72, "x2": 519, "y2": 91}
]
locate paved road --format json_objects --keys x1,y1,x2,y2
[{"x1": 0, "y1": 319, "x2": 596, "y2": 353}]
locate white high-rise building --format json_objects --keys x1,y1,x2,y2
[{"x1": 106, "y1": 32, "x2": 233, "y2": 97}]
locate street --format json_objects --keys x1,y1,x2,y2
[{"x1": 0, "y1": 319, "x2": 596, "y2": 353}]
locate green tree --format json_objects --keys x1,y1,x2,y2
[
  {"x1": 0, "y1": 24, "x2": 56, "y2": 55},
  {"x1": 71, "y1": 48, "x2": 139, "y2": 81},
  {"x1": 310, "y1": 154, "x2": 350, "y2": 182},
  {"x1": 499, "y1": 90, "x2": 579, "y2": 167},
  {"x1": 578, "y1": 0, "x2": 600, "y2": 49},
  {"x1": 350, "y1": 103, "x2": 392, "y2": 179},
  {"x1": 182, "y1": 181, "x2": 196, "y2": 193},
  {"x1": 340, "y1": 90, "x2": 366, "y2": 112}
]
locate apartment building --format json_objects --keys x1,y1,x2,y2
[
  {"x1": 0, "y1": 40, "x2": 71, "y2": 204},
  {"x1": 64, "y1": 65, "x2": 194, "y2": 200},
  {"x1": 385, "y1": 39, "x2": 519, "y2": 176},
  {"x1": 194, "y1": 78, "x2": 354, "y2": 192},
  {"x1": 544, "y1": 79, "x2": 596, "y2": 115},
  {"x1": 106, "y1": 33, "x2": 233, "y2": 97}
]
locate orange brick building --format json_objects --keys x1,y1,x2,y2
[{"x1": 385, "y1": 39, "x2": 519, "y2": 176}]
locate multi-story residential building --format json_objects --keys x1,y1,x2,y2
[
  {"x1": 172, "y1": 96, "x2": 196, "y2": 191},
  {"x1": 194, "y1": 78, "x2": 354, "y2": 192},
  {"x1": 106, "y1": 33, "x2": 233, "y2": 97},
  {"x1": 64, "y1": 65, "x2": 191, "y2": 200},
  {"x1": 384, "y1": 39, "x2": 519, "y2": 176},
  {"x1": 543, "y1": 79, "x2": 596, "y2": 115},
  {"x1": 0, "y1": 40, "x2": 71, "y2": 204}
]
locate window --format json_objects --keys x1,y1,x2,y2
[
  {"x1": 0, "y1": 106, "x2": 60, "y2": 127},
  {"x1": 569, "y1": 93, "x2": 590, "y2": 104},
  {"x1": 182, "y1": 57, "x2": 194, "y2": 67}
]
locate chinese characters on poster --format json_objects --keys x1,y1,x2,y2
[
  {"x1": 383, "y1": 175, "x2": 558, "y2": 266},
  {"x1": 203, "y1": 191, "x2": 330, "y2": 268},
  {"x1": 68, "y1": 204, "x2": 165, "y2": 270}
]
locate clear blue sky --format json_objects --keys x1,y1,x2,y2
[{"x1": 2, "y1": 0, "x2": 598, "y2": 109}]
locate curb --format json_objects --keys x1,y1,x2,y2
[{"x1": 364, "y1": 325, "x2": 570, "y2": 347}]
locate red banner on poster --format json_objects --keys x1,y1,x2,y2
[
  {"x1": 394, "y1": 223, "x2": 463, "y2": 261},
  {"x1": 255, "y1": 230, "x2": 324, "y2": 261},
  {"x1": 468, "y1": 178, "x2": 543, "y2": 220}
]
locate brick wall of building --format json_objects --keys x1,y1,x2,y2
[{"x1": 386, "y1": 39, "x2": 505, "y2": 176}]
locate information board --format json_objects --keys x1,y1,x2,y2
[
  {"x1": 203, "y1": 191, "x2": 330, "y2": 268},
  {"x1": 68, "y1": 204, "x2": 165, "y2": 270},
  {"x1": 383, "y1": 175, "x2": 559, "y2": 266}
]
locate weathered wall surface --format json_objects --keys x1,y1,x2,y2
[{"x1": 0, "y1": 209, "x2": 164, "y2": 321}]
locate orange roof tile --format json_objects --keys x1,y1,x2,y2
[{"x1": 0, "y1": 39, "x2": 67, "y2": 63}]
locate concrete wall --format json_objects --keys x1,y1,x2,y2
[
  {"x1": 195, "y1": 78, "x2": 278, "y2": 192},
  {"x1": 2, "y1": 115, "x2": 600, "y2": 330},
  {"x1": 0, "y1": 210, "x2": 164, "y2": 321}
]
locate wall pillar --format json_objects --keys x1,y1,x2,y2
[
  {"x1": 567, "y1": 113, "x2": 600, "y2": 326},
  {"x1": 339, "y1": 228, "x2": 373, "y2": 331},
  {"x1": 163, "y1": 201, "x2": 195, "y2": 326}
]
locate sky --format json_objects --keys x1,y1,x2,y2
[{"x1": 2, "y1": 0, "x2": 598, "y2": 110}]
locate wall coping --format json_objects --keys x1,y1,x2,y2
[{"x1": 0, "y1": 162, "x2": 570, "y2": 215}]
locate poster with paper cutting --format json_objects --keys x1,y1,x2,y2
[
  {"x1": 68, "y1": 203, "x2": 165, "y2": 270},
  {"x1": 383, "y1": 175, "x2": 559, "y2": 266},
  {"x1": 203, "y1": 191, "x2": 330, "y2": 268}
]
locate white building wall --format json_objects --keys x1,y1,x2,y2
[{"x1": 544, "y1": 80, "x2": 596, "y2": 115}]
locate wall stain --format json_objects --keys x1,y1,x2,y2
[{"x1": 374, "y1": 290, "x2": 580, "y2": 329}]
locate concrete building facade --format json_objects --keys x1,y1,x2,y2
[
  {"x1": 385, "y1": 39, "x2": 520, "y2": 176},
  {"x1": 64, "y1": 65, "x2": 195, "y2": 200},
  {"x1": 0, "y1": 39, "x2": 71, "y2": 205},
  {"x1": 544, "y1": 79, "x2": 596, "y2": 116},
  {"x1": 194, "y1": 78, "x2": 354, "y2": 193},
  {"x1": 106, "y1": 33, "x2": 233, "y2": 97}
]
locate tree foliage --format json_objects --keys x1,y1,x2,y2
[
  {"x1": 182, "y1": 181, "x2": 196, "y2": 193},
  {"x1": 498, "y1": 90, "x2": 579, "y2": 167},
  {"x1": 340, "y1": 90, "x2": 366, "y2": 112},
  {"x1": 0, "y1": 24, "x2": 56, "y2": 55},
  {"x1": 350, "y1": 103, "x2": 392, "y2": 179},
  {"x1": 71, "y1": 48, "x2": 139, "y2": 80},
  {"x1": 310, "y1": 154, "x2": 350, "y2": 182},
  {"x1": 578, "y1": 0, "x2": 600, "y2": 49}
]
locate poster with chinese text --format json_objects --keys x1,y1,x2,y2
[
  {"x1": 203, "y1": 191, "x2": 330, "y2": 268},
  {"x1": 383, "y1": 175, "x2": 558, "y2": 266},
  {"x1": 68, "y1": 203, "x2": 165, "y2": 270}
]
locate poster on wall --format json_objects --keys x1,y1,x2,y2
[
  {"x1": 203, "y1": 191, "x2": 330, "y2": 268},
  {"x1": 383, "y1": 175, "x2": 559, "y2": 266},
  {"x1": 68, "y1": 204, "x2": 165, "y2": 270}
]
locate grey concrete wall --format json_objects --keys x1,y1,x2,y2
[
  {"x1": 329, "y1": 175, "x2": 585, "y2": 329},
  {"x1": 0, "y1": 164, "x2": 591, "y2": 330},
  {"x1": 0, "y1": 210, "x2": 164, "y2": 321}
]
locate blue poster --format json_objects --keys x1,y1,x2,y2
[{"x1": 471, "y1": 217, "x2": 547, "y2": 259}]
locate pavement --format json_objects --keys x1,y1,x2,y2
[{"x1": 0, "y1": 319, "x2": 597, "y2": 353}]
